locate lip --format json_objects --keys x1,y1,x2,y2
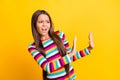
[{"x1": 41, "y1": 28, "x2": 47, "y2": 32}]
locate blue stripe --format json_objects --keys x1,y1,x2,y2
[
  {"x1": 59, "y1": 31, "x2": 63, "y2": 38},
  {"x1": 67, "y1": 48, "x2": 72, "y2": 52},
  {"x1": 43, "y1": 39, "x2": 52, "y2": 46},
  {"x1": 55, "y1": 60, "x2": 59, "y2": 69},
  {"x1": 46, "y1": 48, "x2": 58, "y2": 57},
  {"x1": 76, "y1": 51, "x2": 81, "y2": 59},
  {"x1": 64, "y1": 55, "x2": 70, "y2": 63},
  {"x1": 64, "y1": 40, "x2": 68, "y2": 43}
]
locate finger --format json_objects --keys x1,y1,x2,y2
[
  {"x1": 89, "y1": 32, "x2": 93, "y2": 41},
  {"x1": 72, "y1": 36, "x2": 77, "y2": 52}
]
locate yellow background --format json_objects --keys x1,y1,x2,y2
[{"x1": 0, "y1": 0, "x2": 120, "y2": 80}]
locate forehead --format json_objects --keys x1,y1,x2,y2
[{"x1": 37, "y1": 14, "x2": 50, "y2": 21}]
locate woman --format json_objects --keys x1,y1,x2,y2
[{"x1": 28, "y1": 10, "x2": 94, "y2": 80}]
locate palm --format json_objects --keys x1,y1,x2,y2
[
  {"x1": 68, "y1": 36, "x2": 77, "y2": 57},
  {"x1": 88, "y1": 32, "x2": 94, "y2": 49},
  {"x1": 72, "y1": 36, "x2": 77, "y2": 53}
]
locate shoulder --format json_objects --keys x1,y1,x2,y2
[
  {"x1": 55, "y1": 30, "x2": 65, "y2": 40},
  {"x1": 28, "y1": 42, "x2": 36, "y2": 48}
]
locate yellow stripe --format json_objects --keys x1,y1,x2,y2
[
  {"x1": 36, "y1": 55, "x2": 42, "y2": 62},
  {"x1": 46, "y1": 46, "x2": 57, "y2": 53},
  {"x1": 50, "y1": 66, "x2": 65, "y2": 74},
  {"x1": 69, "y1": 73, "x2": 75, "y2": 79},
  {"x1": 42, "y1": 40, "x2": 47, "y2": 43},
  {"x1": 31, "y1": 49, "x2": 35, "y2": 53}
]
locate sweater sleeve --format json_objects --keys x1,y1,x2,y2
[
  {"x1": 28, "y1": 43, "x2": 71, "y2": 73},
  {"x1": 59, "y1": 31, "x2": 90, "y2": 62}
]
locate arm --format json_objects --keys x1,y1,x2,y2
[
  {"x1": 59, "y1": 31, "x2": 92, "y2": 61},
  {"x1": 64, "y1": 39, "x2": 90, "y2": 61},
  {"x1": 28, "y1": 43, "x2": 71, "y2": 73}
]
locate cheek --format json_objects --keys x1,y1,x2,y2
[
  {"x1": 36, "y1": 25, "x2": 42, "y2": 33},
  {"x1": 36, "y1": 23, "x2": 42, "y2": 28},
  {"x1": 47, "y1": 24, "x2": 51, "y2": 28}
]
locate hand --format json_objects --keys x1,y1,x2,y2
[
  {"x1": 68, "y1": 36, "x2": 77, "y2": 57},
  {"x1": 87, "y1": 32, "x2": 94, "y2": 51}
]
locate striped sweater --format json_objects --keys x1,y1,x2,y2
[{"x1": 28, "y1": 31, "x2": 90, "y2": 80}]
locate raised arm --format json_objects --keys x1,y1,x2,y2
[{"x1": 61, "y1": 31, "x2": 94, "y2": 61}]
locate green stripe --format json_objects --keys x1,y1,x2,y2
[
  {"x1": 69, "y1": 74, "x2": 76, "y2": 80},
  {"x1": 46, "y1": 48, "x2": 58, "y2": 56},
  {"x1": 38, "y1": 57, "x2": 45, "y2": 64},
  {"x1": 76, "y1": 52, "x2": 81, "y2": 59},
  {"x1": 31, "y1": 50, "x2": 38, "y2": 56},
  {"x1": 59, "y1": 31, "x2": 63, "y2": 38},
  {"x1": 84, "y1": 48, "x2": 89, "y2": 55},
  {"x1": 64, "y1": 55, "x2": 70, "y2": 63}
]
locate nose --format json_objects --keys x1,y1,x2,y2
[{"x1": 43, "y1": 22, "x2": 46, "y2": 27}]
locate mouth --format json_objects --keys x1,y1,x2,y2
[{"x1": 41, "y1": 28, "x2": 47, "y2": 32}]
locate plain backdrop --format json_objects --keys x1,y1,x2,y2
[{"x1": 0, "y1": 0, "x2": 120, "y2": 80}]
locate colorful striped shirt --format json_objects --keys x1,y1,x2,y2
[{"x1": 28, "y1": 30, "x2": 90, "y2": 80}]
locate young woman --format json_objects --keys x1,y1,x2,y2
[{"x1": 28, "y1": 10, "x2": 94, "y2": 80}]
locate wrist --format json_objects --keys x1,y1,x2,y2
[{"x1": 87, "y1": 46, "x2": 92, "y2": 52}]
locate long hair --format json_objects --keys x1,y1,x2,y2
[{"x1": 31, "y1": 10, "x2": 69, "y2": 80}]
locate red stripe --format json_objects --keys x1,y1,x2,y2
[
  {"x1": 44, "y1": 43, "x2": 55, "y2": 51},
  {"x1": 55, "y1": 30, "x2": 60, "y2": 35},
  {"x1": 59, "y1": 58, "x2": 65, "y2": 66},
  {"x1": 80, "y1": 50, "x2": 85, "y2": 57},
  {"x1": 50, "y1": 62, "x2": 54, "y2": 72},
  {"x1": 34, "y1": 53, "x2": 41, "y2": 60}
]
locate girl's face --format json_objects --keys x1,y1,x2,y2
[{"x1": 36, "y1": 14, "x2": 50, "y2": 38}]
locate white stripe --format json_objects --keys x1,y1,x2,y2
[
  {"x1": 44, "y1": 40, "x2": 53, "y2": 47},
  {"x1": 46, "y1": 50, "x2": 58, "y2": 58},
  {"x1": 77, "y1": 52, "x2": 81, "y2": 58},
  {"x1": 69, "y1": 64, "x2": 73, "y2": 71},
  {"x1": 67, "y1": 48, "x2": 72, "y2": 53},
  {"x1": 66, "y1": 55, "x2": 71, "y2": 63},
  {"x1": 32, "y1": 51, "x2": 39, "y2": 57},
  {"x1": 28, "y1": 44, "x2": 35, "y2": 48},
  {"x1": 47, "y1": 65, "x2": 73, "y2": 78},
  {"x1": 85, "y1": 48, "x2": 90, "y2": 54},
  {"x1": 46, "y1": 63, "x2": 50, "y2": 73},
  {"x1": 57, "y1": 60, "x2": 61, "y2": 68},
  {"x1": 38, "y1": 57, "x2": 46, "y2": 65},
  {"x1": 60, "y1": 31, "x2": 64, "y2": 38},
  {"x1": 64, "y1": 40, "x2": 68, "y2": 44}
]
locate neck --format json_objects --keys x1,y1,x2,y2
[{"x1": 41, "y1": 34, "x2": 50, "y2": 40}]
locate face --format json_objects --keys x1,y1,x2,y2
[{"x1": 36, "y1": 14, "x2": 50, "y2": 38}]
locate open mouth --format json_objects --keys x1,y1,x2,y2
[{"x1": 41, "y1": 28, "x2": 47, "y2": 32}]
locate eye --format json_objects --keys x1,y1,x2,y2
[
  {"x1": 38, "y1": 21, "x2": 43, "y2": 23},
  {"x1": 46, "y1": 21, "x2": 50, "y2": 23}
]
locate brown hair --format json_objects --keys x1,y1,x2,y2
[{"x1": 31, "y1": 10, "x2": 69, "y2": 80}]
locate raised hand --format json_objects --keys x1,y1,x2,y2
[
  {"x1": 72, "y1": 36, "x2": 77, "y2": 53},
  {"x1": 68, "y1": 36, "x2": 77, "y2": 57},
  {"x1": 87, "y1": 32, "x2": 94, "y2": 51}
]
